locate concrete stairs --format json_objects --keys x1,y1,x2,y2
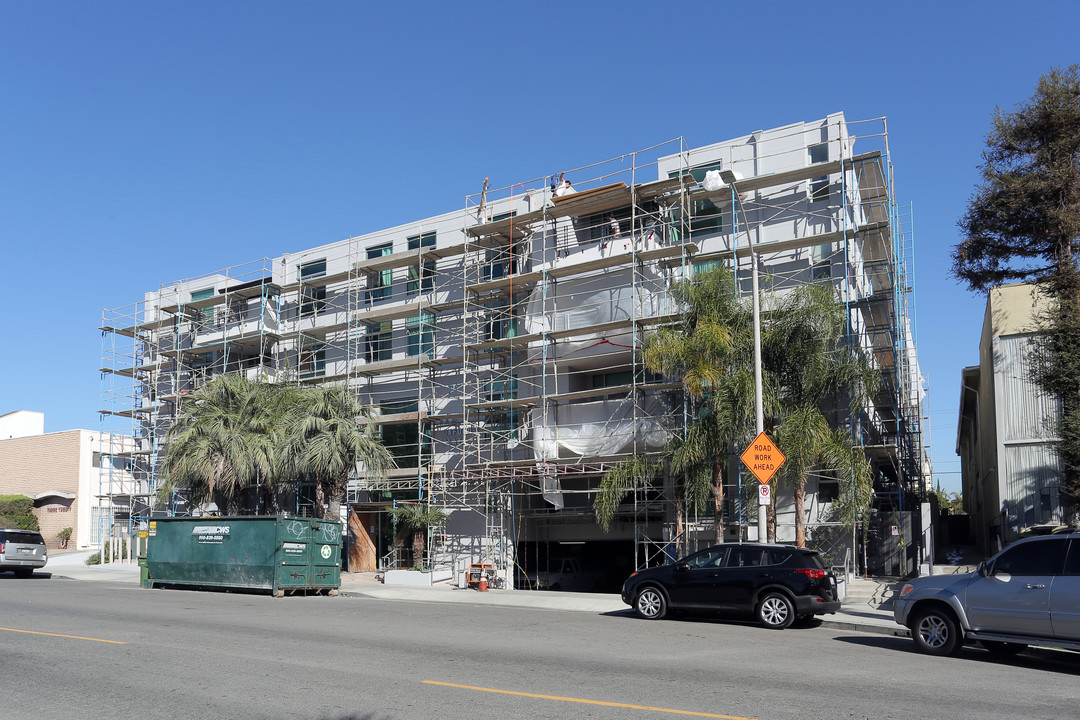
[
  {"x1": 841, "y1": 577, "x2": 905, "y2": 612},
  {"x1": 841, "y1": 565, "x2": 977, "y2": 612}
]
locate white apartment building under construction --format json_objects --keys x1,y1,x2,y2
[{"x1": 99, "y1": 113, "x2": 929, "y2": 587}]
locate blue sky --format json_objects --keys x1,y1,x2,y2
[{"x1": 2, "y1": 2, "x2": 1077, "y2": 493}]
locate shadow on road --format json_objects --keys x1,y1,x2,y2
[
  {"x1": 833, "y1": 635, "x2": 912, "y2": 651},
  {"x1": 602, "y1": 608, "x2": 826, "y2": 630},
  {"x1": 0, "y1": 571, "x2": 54, "y2": 580},
  {"x1": 834, "y1": 634, "x2": 1080, "y2": 674}
]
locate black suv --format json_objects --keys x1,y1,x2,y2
[{"x1": 621, "y1": 543, "x2": 840, "y2": 629}]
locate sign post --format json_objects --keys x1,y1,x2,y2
[{"x1": 740, "y1": 432, "x2": 786, "y2": 540}]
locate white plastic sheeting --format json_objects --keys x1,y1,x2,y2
[
  {"x1": 524, "y1": 264, "x2": 673, "y2": 360},
  {"x1": 530, "y1": 395, "x2": 671, "y2": 462}
]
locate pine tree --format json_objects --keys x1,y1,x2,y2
[{"x1": 953, "y1": 65, "x2": 1080, "y2": 527}]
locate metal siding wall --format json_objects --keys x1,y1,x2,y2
[
  {"x1": 996, "y1": 335, "x2": 1061, "y2": 531},
  {"x1": 996, "y1": 335, "x2": 1056, "y2": 443},
  {"x1": 1003, "y1": 443, "x2": 1061, "y2": 527}
]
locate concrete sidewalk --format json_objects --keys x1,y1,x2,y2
[
  {"x1": 36, "y1": 552, "x2": 906, "y2": 637},
  {"x1": 337, "y1": 575, "x2": 907, "y2": 637}
]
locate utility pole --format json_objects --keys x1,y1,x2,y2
[{"x1": 722, "y1": 169, "x2": 767, "y2": 542}]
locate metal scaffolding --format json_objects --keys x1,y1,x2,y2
[{"x1": 98, "y1": 113, "x2": 928, "y2": 583}]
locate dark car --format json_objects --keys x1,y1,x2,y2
[
  {"x1": 0, "y1": 529, "x2": 48, "y2": 577},
  {"x1": 621, "y1": 543, "x2": 840, "y2": 629}
]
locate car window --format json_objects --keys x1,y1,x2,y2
[
  {"x1": 1064, "y1": 540, "x2": 1080, "y2": 576},
  {"x1": 684, "y1": 547, "x2": 726, "y2": 568},
  {"x1": 793, "y1": 551, "x2": 825, "y2": 569},
  {"x1": 2, "y1": 531, "x2": 43, "y2": 544},
  {"x1": 991, "y1": 538, "x2": 1067, "y2": 576},
  {"x1": 728, "y1": 547, "x2": 766, "y2": 567},
  {"x1": 764, "y1": 549, "x2": 794, "y2": 566}
]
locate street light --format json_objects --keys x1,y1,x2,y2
[{"x1": 721, "y1": 169, "x2": 767, "y2": 543}]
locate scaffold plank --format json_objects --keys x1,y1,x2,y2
[
  {"x1": 352, "y1": 298, "x2": 432, "y2": 324},
  {"x1": 465, "y1": 209, "x2": 545, "y2": 239},
  {"x1": 548, "y1": 182, "x2": 630, "y2": 218},
  {"x1": 466, "y1": 271, "x2": 542, "y2": 295},
  {"x1": 354, "y1": 354, "x2": 433, "y2": 376}
]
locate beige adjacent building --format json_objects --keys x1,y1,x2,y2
[
  {"x1": 958, "y1": 283, "x2": 1061, "y2": 555},
  {"x1": 0, "y1": 411, "x2": 132, "y2": 549}
]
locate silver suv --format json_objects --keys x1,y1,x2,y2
[
  {"x1": 0, "y1": 529, "x2": 48, "y2": 577},
  {"x1": 894, "y1": 533, "x2": 1080, "y2": 656}
]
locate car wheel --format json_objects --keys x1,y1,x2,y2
[
  {"x1": 634, "y1": 586, "x2": 667, "y2": 620},
  {"x1": 982, "y1": 640, "x2": 1026, "y2": 658},
  {"x1": 757, "y1": 592, "x2": 795, "y2": 629},
  {"x1": 911, "y1": 607, "x2": 962, "y2": 656},
  {"x1": 14, "y1": 568, "x2": 32, "y2": 578}
]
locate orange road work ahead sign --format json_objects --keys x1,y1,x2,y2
[{"x1": 740, "y1": 432, "x2": 786, "y2": 484}]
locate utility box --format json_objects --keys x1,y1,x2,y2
[{"x1": 146, "y1": 516, "x2": 342, "y2": 596}]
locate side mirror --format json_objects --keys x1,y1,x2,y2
[
  {"x1": 976, "y1": 561, "x2": 988, "y2": 577},
  {"x1": 675, "y1": 562, "x2": 690, "y2": 572}
]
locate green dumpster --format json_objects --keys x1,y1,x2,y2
[{"x1": 146, "y1": 516, "x2": 342, "y2": 596}]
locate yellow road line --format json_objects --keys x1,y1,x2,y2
[
  {"x1": 0, "y1": 626, "x2": 127, "y2": 645},
  {"x1": 422, "y1": 680, "x2": 756, "y2": 719}
]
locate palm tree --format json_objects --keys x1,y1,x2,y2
[
  {"x1": 158, "y1": 374, "x2": 289, "y2": 514},
  {"x1": 283, "y1": 384, "x2": 395, "y2": 521},
  {"x1": 389, "y1": 502, "x2": 447, "y2": 569},
  {"x1": 763, "y1": 283, "x2": 877, "y2": 546},
  {"x1": 596, "y1": 268, "x2": 877, "y2": 550},
  {"x1": 595, "y1": 268, "x2": 746, "y2": 549}
]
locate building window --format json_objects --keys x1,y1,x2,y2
[
  {"x1": 668, "y1": 163, "x2": 723, "y2": 239},
  {"x1": 227, "y1": 298, "x2": 248, "y2": 324},
  {"x1": 364, "y1": 322, "x2": 392, "y2": 363},
  {"x1": 484, "y1": 247, "x2": 511, "y2": 281},
  {"x1": 406, "y1": 313, "x2": 434, "y2": 357},
  {"x1": 367, "y1": 244, "x2": 393, "y2": 302},
  {"x1": 299, "y1": 260, "x2": 327, "y2": 317},
  {"x1": 484, "y1": 300, "x2": 520, "y2": 341},
  {"x1": 811, "y1": 243, "x2": 832, "y2": 280},
  {"x1": 191, "y1": 350, "x2": 216, "y2": 369},
  {"x1": 818, "y1": 479, "x2": 840, "y2": 503},
  {"x1": 299, "y1": 260, "x2": 327, "y2": 281},
  {"x1": 588, "y1": 208, "x2": 631, "y2": 242},
  {"x1": 810, "y1": 176, "x2": 830, "y2": 203},
  {"x1": 692, "y1": 260, "x2": 726, "y2": 276},
  {"x1": 591, "y1": 370, "x2": 633, "y2": 400},
  {"x1": 408, "y1": 263, "x2": 435, "y2": 296},
  {"x1": 380, "y1": 398, "x2": 426, "y2": 469},
  {"x1": 808, "y1": 143, "x2": 829, "y2": 165},
  {"x1": 299, "y1": 338, "x2": 326, "y2": 379},
  {"x1": 300, "y1": 285, "x2": 326, "y2": 317},
  {"x1": 591, "y1": 370, "x2": 633, "y2": 389},
  {"x1": 190, "y1": 288, "x2": 216, "y2": 331},
  {"x1": 484, "y1": 411, "x2": 521, "y2": 443},
  {"x1": 407, "y1": 232, "x2": 435, "y2": 251},
  {"x1": 407, "y1": 232, "x2": 436, "y2": 296},
  {"x1": 381, "y1": 398, "x2": 418, "y2": 415},
  {"x1": 488, "y1": 376, "x2": 518, "y2": 401}
]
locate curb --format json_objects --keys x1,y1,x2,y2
[{"x1": 821, "y1": 618, "x2": 910, "y2": 637}]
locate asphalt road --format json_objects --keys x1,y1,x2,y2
[{"x1": 3, "y1": 575, "x2": 1079, "y2": 720}]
